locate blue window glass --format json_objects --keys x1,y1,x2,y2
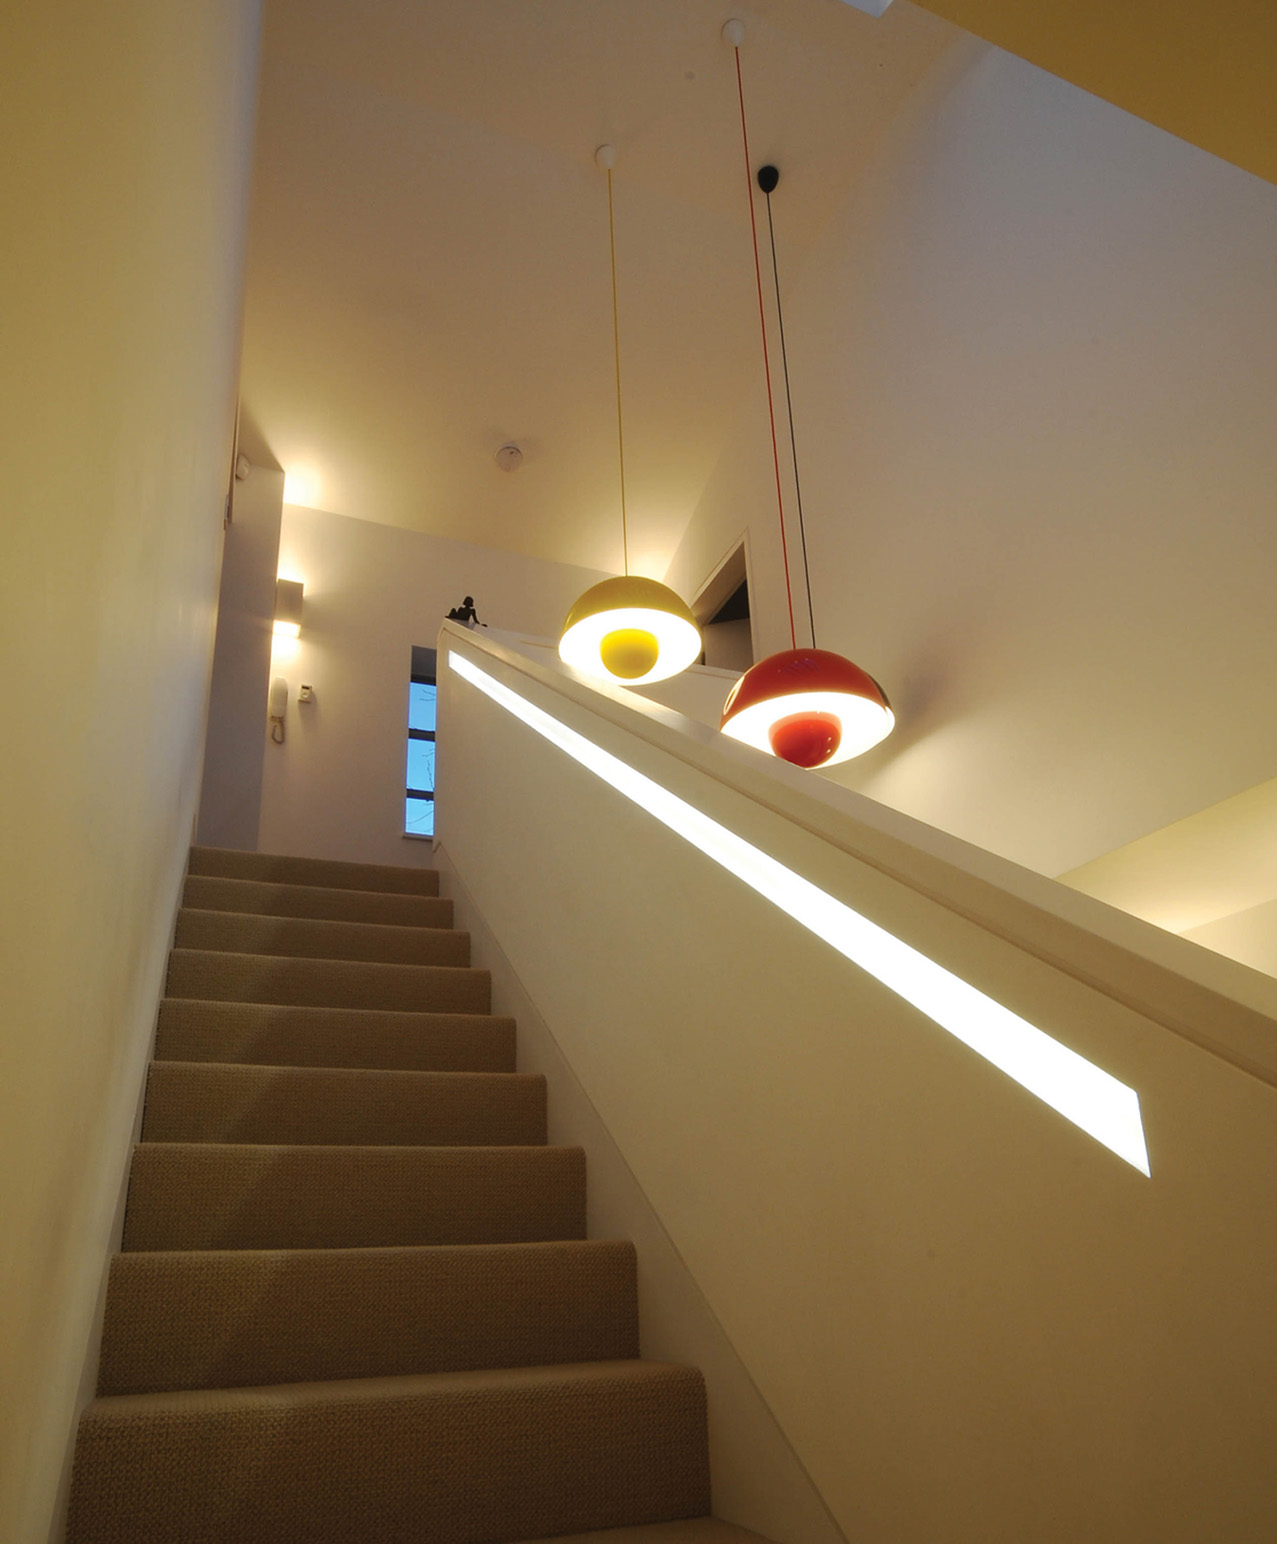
[
  {"x1": 408, "y1": 681, "x2": 437, "y2": 733},
  {"x1": 405, "y1": 654, "x2": 437, "y2": 839},
  {"x1": 406, "y1": 738, "x2": 436, "y2": 792},
  {"x1": 405, "y1": 796, "x2": 434, "y2": 837}
]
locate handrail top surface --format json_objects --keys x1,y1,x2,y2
[{"x1": 440, "y1": 620, "x2": 1277, "y2": 1085}]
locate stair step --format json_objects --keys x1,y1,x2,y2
[
  {"x1": 174, "y1": 909, "x2": 470, "y2": 967},
  {"x1": 155, "y1": 999, "x2": 516, "y2": 1072},
  {"x1": 517, "y1": 1523, "x2": 773, "y2": 1543},
  {"x1": 183, "y1": 873, "x2": 453, "y2": 927},
  {"x1": 166, "y1": 949, "x2": 489, "y2": 1014},
  {"x1": 99, "y1": 1240, "x2": 638, "y2": 1395},
  {"x1": 69, "y1": 1360, "x2": 709, "y2": 1544},
  {"x1": 189, "y1": 846, "x2": 439, "y2": 896},
  {"x1": 141, "y1": 1063, "x2": 546, "y2": 1146},
  {"x1": 123, "y1": 1143, "x2": 586, "y2": 1251}
]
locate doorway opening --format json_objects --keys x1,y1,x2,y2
[{"x1": 694, "y1": 542, "x2": 754, "y2": 673}]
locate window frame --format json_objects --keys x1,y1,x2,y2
[{"x1": 405, "y1": 656, "x2": 437, "y2": 838}]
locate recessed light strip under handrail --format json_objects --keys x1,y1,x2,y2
[{"x1": 449, "y1": 651, "x2": 1151, "y2": 1176}]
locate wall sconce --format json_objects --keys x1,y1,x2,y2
[{"x1": 274, "y1": 579, "x2": 304, "y2": 639}]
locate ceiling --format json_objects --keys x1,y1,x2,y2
[{"x1": 238, "y1": 0, "x2": 958, "y2": 576}]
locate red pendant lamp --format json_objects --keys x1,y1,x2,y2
[{"x1": 718, "y1": 23, "x2": 893, "y2": 770}]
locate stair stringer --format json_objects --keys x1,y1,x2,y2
[{"x1": 434, "y1": 844, "x2": 848, "y2": 1544}]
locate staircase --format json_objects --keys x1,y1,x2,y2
[{"x1": 67, "y1": 847, "x2": 770, "y2": 1544}]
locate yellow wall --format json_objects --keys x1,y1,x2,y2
[
  {"x1": 1061, "y1": 775, "x2": 1277, "y2": 937},
  {"x1": 913, "y1": 0, "x2": 1277, "y2": 186},
  {"x1": 0, "y1": 4, "x2": 260, "y2": 1537},
  {"x1": 1061, "y1": 775, "x2": 1277, "y2": 979}
]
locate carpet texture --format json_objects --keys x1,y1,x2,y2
[
  {"x1": 155, "y1": 999, "x2": 516, "y2": 1071},
  {"x1": 166, "y1": 948, "x2": 490, "y2": 1013},
  {"x1": 70, "y1": 1361, "x2": 709, "y2": 1544},
  {"x1": 141, "y1": 1062, "x2": 546, "y2": 1146},
  {"x1": 99, "y1": 1240, "x2": 639, "y2": 1394},
  {"x1": 124, "y1": 1142, "x2": 587, "y2": 1251},
  {"x1": 515, "y1": 1525, "x2": 774, "y2": 1543},
  {"x1": 188, "y1": 845, "x2": 440, "y2": 895},
  {"x1": 183, "y1": 873, "x2": 453, "y2": 927},
  {"x1": 68, "y1": 845, "x2": 754, "y2": 1544},
  {"x1": 174, "y1": 907, "x2": 470, "y2": 966}
]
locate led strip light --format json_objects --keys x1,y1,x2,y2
[{"x1": 449, "y1": 652, "x2": 1151, "y2": 1175}]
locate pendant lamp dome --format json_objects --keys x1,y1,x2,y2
[
  {"x1": 560, "y1": 574, "x2": 701, "y2": 685},
  {"x1": 721, "y1": 648, "x2": 893, "y2": 768},
  {"x1": 719, "y1": 28, "x2": 893, "y2": 769},
  {"x1": 559, "y1": 145, "x2": 701, "y2": 687}
]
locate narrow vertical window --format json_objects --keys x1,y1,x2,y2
[{"x1": 406, "y1": 645, "x2": 436, "y2": 837}]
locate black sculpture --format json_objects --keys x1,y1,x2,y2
[{"x1": 446, "y1": 596, "x2": 481, "y2": 625}]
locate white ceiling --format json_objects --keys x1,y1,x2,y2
[{"x1": 239, "y1": 0, "x2": 958, "y2": 575}]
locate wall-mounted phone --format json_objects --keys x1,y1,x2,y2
[{"x1": 268, "y1": 677, "x2": 288, "y2": 744}]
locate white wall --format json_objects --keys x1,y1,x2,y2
[
  {"x1": 196, "y1": 465, "x2": 284, "y2": 849},
  {"x1": 664, "y1": 40, "x2": 1277, "y2": 878},
  {"x1": 435, "y1": 851, "x2": 848, "y2": 1544},
  {"x1": 437, "y1": 629, "x2": 1277, "y2": 1544},
  {"x1": 0, "y1": 3, "x2": 260, "y2": 1539},
  {"x1": 256, "y1": 505, "x2": 609, "y2": 865}
]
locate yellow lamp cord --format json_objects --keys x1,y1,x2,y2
[{"x1": 606, "y1": 167, "x2": 629, "y2": 577}]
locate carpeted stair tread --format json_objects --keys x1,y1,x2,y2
[
  {"x1": 183, "y1": 873, "x2": 453, "y2": 927},
  {"x1": 166, "y1": 948, "x2": 489, "y2": 1014},
  {"x1": 174, "y1": 908, "x2": 469, "y2": 967},
  {"x1": 141, "y1": 1062, "x2": 547, "y2": 1146},
  {"x1": 69, "y1": 845, "x2": 757, "y2": 1544},
  {"x1": 99, "y1": 1240, "x2": 638, "y2": 1394},
  {"x1": 123, "y1": 1143, "x2": 586, "y2": 1251},
  {"x1": 155, "y1": 999, "x2": 516, "y2": 1072},
  {"x1": 514, "y1": 1522, "x2": 774, "y2": 1543},
  {"x1": 69, "y1": 1360, "x2": 708, "y2": 1544},
  {"x1": 189, "y1": 846, "x2": 440, "y2": 896}
]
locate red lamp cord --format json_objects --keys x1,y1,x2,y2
[{"x1": 733, "y1": 44, "x2": 797, "y2": 651}]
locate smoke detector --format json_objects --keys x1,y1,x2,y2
[{"x1": 495, "y1": 443, "x2": 523, "y2": 472}]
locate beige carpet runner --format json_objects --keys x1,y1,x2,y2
[{"x1": 67, "y1": 846, "x2": 772, "y2": 1544}]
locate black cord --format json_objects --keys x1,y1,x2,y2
[{"x1": 761, "y1": 173, "x2": 818, "y2": 651}]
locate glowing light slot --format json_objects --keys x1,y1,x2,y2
[{"x1": 449, "y1": 652, "x2": 1151, "y2": 1176}]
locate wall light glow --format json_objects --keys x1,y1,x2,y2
[
  {"x1": 270, "y1": 634, "x2": 300, "y2": 667},
  {"x1": 282, "y1": 466, "x2": 322, "y2": 507},
  {"x1": 449, "y1": 652, "x2": 1151, "y2": 1175}
]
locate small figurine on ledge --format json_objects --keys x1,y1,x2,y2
[{"x1": 445, "y1": 596, "x2": 484, "y2": 628}]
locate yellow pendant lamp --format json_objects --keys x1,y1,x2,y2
[{"x1": 559, "y1": 145, "x2": 701, "y2": 686}]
